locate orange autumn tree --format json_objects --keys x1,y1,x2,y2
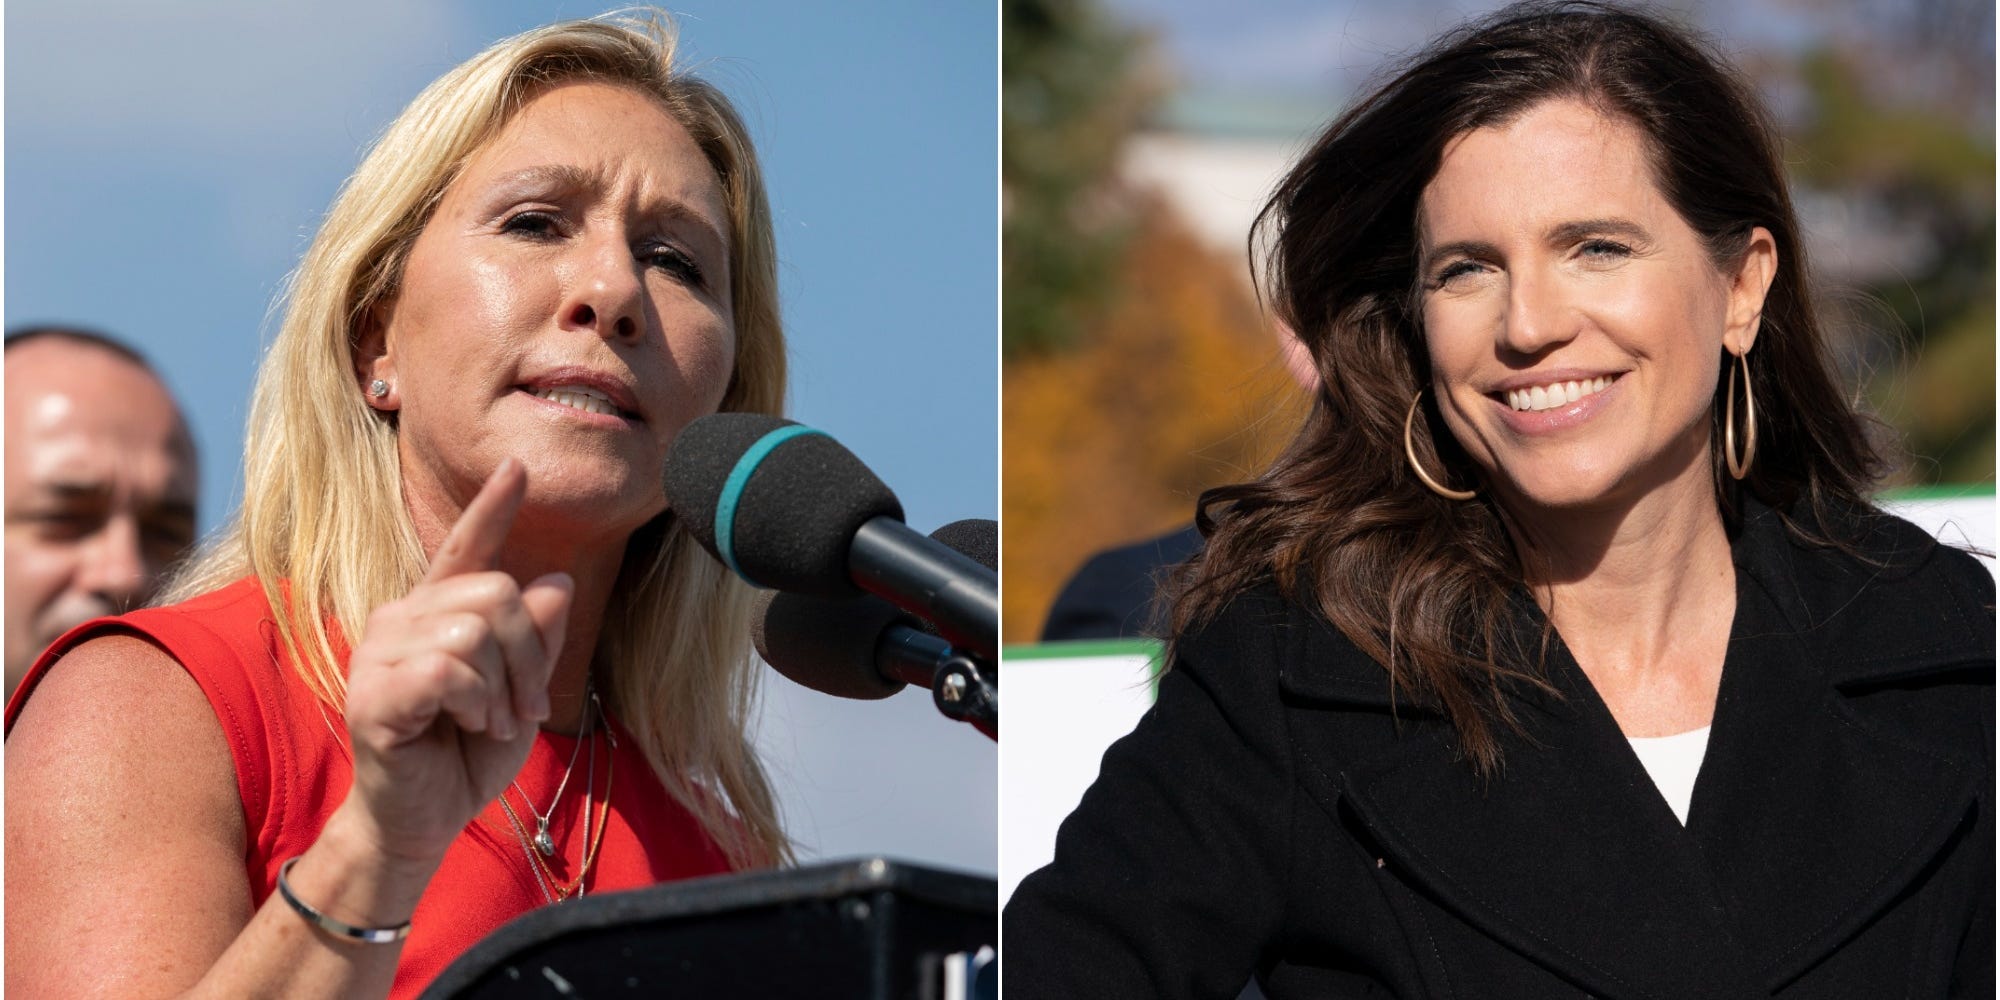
[
  {"x1": 1004, "y1": 206, "x2": 1308, "y2": 643},
  {"x1": 1002, "y1": 0, "x2": 1310, "y2": 644}
]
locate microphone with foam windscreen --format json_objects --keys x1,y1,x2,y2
[
  {"x1": 925, "y1": 519, "x2": 998, "y2": 575},
  {"x1": 751, "y1": 519, "x2": 997, "y2": 699},
  {"x1": 751, "y1": 590, "x2": 995, "y2": 739},
  {"x1": 750, "y1": 590, "x2": 934, "y2": 699},
  {"x1": 665, "y1": 414, "x2": 998, "y2": 660}
]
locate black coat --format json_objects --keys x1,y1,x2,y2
[{"x1": 1006, "y1": 502, "x2": 1995, "y2": 998}]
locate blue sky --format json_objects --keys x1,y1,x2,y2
[
  {"x1": 1103, "y1": 0, "x2": 1829, "y2": 92},
  {"x1": 7, "y1": 1, "x2": 996, "y2": 875}
]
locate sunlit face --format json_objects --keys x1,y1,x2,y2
[
  {"x1": 1416, "y1": 98, "x2": 1773, "y2": 515},
  {"x1": 4, "y1": 339, "x2": 198, "y2": 694},
  {"x1": 363, "y1": 80, "x2": 736, "y2": 540}
]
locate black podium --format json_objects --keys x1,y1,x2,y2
[{"x1": 419, "y1": 858, "x2": 995, "y2": 999}]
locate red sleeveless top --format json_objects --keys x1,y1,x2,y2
[{"x1": 4, "y1": 577, "x2": 735, "y2": 999}]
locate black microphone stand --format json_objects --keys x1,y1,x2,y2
[
  {"x1": 933, "y1": 651, "x2": 997, "y2": 739},
  {"x1": 876, "y1": 627, "x2": 998, "y2": 740}
]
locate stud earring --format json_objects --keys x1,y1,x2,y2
[{"x1": 369, "y1": 379, "x2": 390, "y2": 399}]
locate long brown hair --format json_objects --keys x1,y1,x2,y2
[{"x1": 1172, "y1": 1, "x2": 1887, "y2": 773}]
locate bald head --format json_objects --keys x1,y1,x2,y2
[{"x1": 4, "y1": 332, "x2": 199, "y2": 695}]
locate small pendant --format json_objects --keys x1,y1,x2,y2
[{"x1": 534, "y1": 820, "x2": 555, "y2": 857}]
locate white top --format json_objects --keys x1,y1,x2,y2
[{"x1": 1627, "y1": 725, "x2": 1711, "y2": 825}]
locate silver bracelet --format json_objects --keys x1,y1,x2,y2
[{"x1": 276, "y1": 857, "x2": 413, "y2": 944}]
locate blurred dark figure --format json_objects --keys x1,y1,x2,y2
[
  {"x1": 4, "y1": 328, "x2": 198, "y2": 696},
  {"x1": 1042, "y1": 524, "x2": 1202, "y2": 641},
  {"x1": 1041, "y1": 322, "x2": 1315, "y2": 642}
]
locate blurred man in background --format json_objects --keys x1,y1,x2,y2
[{"x1": 4, "y1": 327, "x2": 198, "y2": 697}]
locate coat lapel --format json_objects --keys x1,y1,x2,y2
[
  {"x1": 1685, "y1": 506, "x2": 1988, "y2": 991},
  {"x1": 1275, "y1": 499, "x2": 1990, "y2": 998},
  {"x1": 1282, "y1": 601, "x2": 1762, "y2": 1000}
]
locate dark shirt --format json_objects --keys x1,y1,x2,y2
[{"x1": 1041, "y1": 524, "x2": 1204, "y2": 641}]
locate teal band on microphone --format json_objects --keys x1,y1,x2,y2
[{"x1": 716, "y1": 424, "x2": 825, "y2": 586}]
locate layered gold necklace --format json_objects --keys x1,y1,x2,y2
[{"x1": 496, "y1": 687, "x2": 615, "y2": 903}]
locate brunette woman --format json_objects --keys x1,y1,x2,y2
[{"x1": 1005, "y1": 4, "x2": 1993, "y2": 996}]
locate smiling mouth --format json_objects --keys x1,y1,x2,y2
[
  {"x1": 1499, "y1": 375, "x2": 1617, "y2": 413},
  {"x1": 525, "y1": 385, "x2": 635, "y2": 420}
]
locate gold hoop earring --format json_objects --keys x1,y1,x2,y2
[
  {"x1": 1725, "y1": 349, "x2": 1756, "y2": 480},
  {"x1": 1404, "y1": 389, "x2": 1477, "y2": 501}
]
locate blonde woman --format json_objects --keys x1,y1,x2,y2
[{"x1": 6, "y1": 13, "x2": 787, "y2": 999}]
